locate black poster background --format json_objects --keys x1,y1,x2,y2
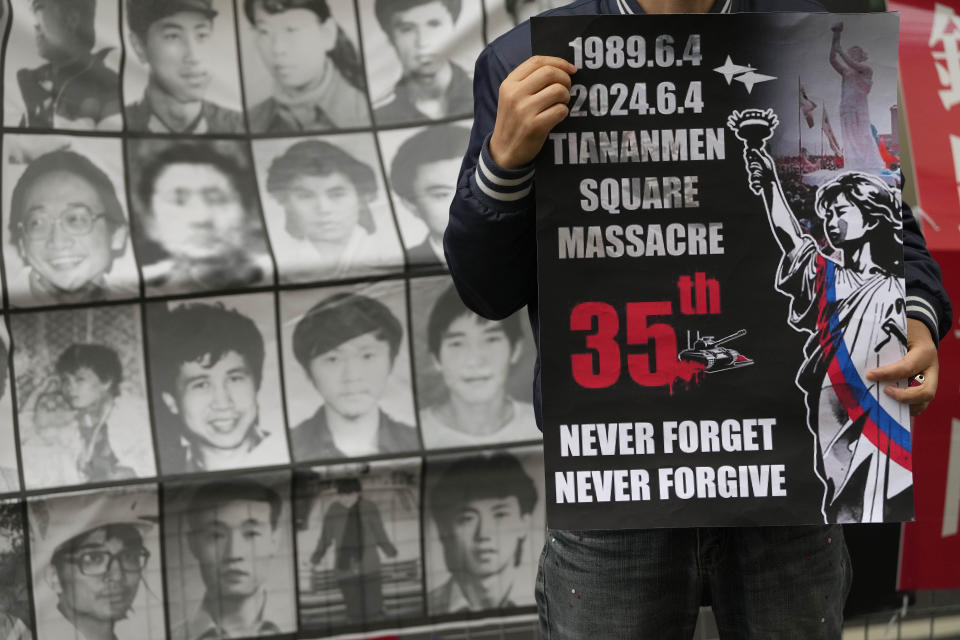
[{"x1": 532, "y1": 12, "x2": 907, "y2": 530}]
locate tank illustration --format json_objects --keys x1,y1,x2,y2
[{"x1": 678, "y1": 329, "x2": 754, "y2": 373}]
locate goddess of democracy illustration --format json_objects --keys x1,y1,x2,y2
[{"x1": 730, "y1": 109, "x2": 911, "y2": 524}]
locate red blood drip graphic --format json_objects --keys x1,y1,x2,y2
[{"x1": 668, "y1": 360, "x2": 707, "y2": 395}]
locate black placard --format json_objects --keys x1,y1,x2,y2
[{"x1": 532, "y1": 12, "x2": 910, "y2": 529}]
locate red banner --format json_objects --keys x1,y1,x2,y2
[
  {"x1": 892, "y1": 0, "x2": 960, "y2": 591},
  {"x1": 898, "y1": 252, "x2": 960, "y2": 590},
  {"x1": 893, "y1": 0, "x2": 960, "y2": 251}
]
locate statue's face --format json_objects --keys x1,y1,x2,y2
[
  {"x1": 848, "y1": 46, "x2": 868, "y2": 63},
  {"x1": 822, "y1": 193, "x2": 870, "y2": 248}
]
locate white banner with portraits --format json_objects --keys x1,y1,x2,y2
[{"x1": 0, "y1": 0, "x2": 547, "y2": 638}]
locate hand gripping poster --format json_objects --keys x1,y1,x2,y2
[{"x1": 532, "y1": 12, "x2": 909, "y2": 529}]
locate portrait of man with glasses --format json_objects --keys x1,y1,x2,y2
[
  {"x1": 28, "y1": 488, "x2": 166, "y2": 640},
  {"x1": 3, "y1": 137, "x2": 139, "y2": 308}
]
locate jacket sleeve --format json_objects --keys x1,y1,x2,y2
[
  {"x1": 444, "y1": 46, "x2": 538, "y2": 321},
  {"x1": 902, "y1": 202, "x2": 953, "y2": 343}
]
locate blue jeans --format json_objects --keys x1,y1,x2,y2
[{"x1": 535, "y1": 525, "x2": 851, "y2": 639}]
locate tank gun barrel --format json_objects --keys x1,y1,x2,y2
[{"x1": 714, "y1": 329, "x2": 747, "y2": 346}]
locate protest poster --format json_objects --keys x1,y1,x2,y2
[{"x1": 532, "y1": 12, "x2": 910, "y2": 529}]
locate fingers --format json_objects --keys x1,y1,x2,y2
[
  {"x1": 884, "y1": 381, "x2": 936, "y2": 413},
  {"x1": 510, "y1": 55, "x2": 577, "y2": 82},
  {"x1": 869, "y1": 338, "x2": 939, "y2": 415},
  {"x1": 526, "y1": 81, "x2": 572, "y2": 115},
  {"x1": 534, "y1": 102, "x2": 571, "y2": 129},
  {"x1": 500, "y1": 64, "x2": 571, "y2": 118},
  {"x1": 492, "y1": 55, "x2": 576, "y2": 168},
  {"x1": 865, "y1": 345, "x2": 932, "y2": 382},
  {"x1": 519, "y1": 63, "x2": 573, "y2": 94}
]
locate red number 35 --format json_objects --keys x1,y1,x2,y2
[{"x1": 569, "y1": 301, "x2": 678, "y2": 389}]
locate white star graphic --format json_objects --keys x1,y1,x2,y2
[
  {"x1": 735, "y1": 71, "x2": 777, "y2": 93},
  {"x1": 714, "y1": 55, "x2": 755, "y2": 84}
]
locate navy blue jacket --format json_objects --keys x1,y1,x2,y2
[{"x1": 445, "y1": 0, "x2": 954, "y2": 430}]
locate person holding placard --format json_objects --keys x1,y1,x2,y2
[{"x1": 445, "y1": 0, "x2": 952, "y2": 637}]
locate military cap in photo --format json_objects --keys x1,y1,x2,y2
[{"x1": 127, "y1": 0, "x2": 218, "y2": 36}]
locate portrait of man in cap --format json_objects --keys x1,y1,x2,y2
[
  {"x1": 29, "y1": 488, "x2": 165, "y2": 640},
  {"x1": 167, "y1": 477, "x2": 295, "y2": 640},
  {"x1": 124, "y1": 0, "x2": 245, "y2": 134},
  {"x1": 7, "y1": 0, "x2": 122, "y2": 130},
  {"x1": 288, "y1": 290, "x2": 419, "y2": 461}
]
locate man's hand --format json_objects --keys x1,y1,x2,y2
[
  {"x1": 866, "y1": 318, "x2": 939, "y2": 416},
  {"x1": 489, "y1": 56, "x2": 576, "y2": 170}
]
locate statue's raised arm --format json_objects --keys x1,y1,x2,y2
[
  {"x1": 743, "y1": 147, "x2": 805, "y2": 256},
  {"x1": 727, "y1": 109, "x2": 804, "y2": 256},
  {"x1": 831, "y1": 22, "x2": 873, "y2": 86},
  {"x1": 830, "y1": 22, "x2": 849, "y2": 74}
]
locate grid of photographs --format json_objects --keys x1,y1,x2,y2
[{"x1": 0, "y1": 0, "x2": 548, "y2": 637}]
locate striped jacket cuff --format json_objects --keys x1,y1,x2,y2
[
  {"x1": 473, "y1": 135, "x2": 535, "y2": 204},
  {"x1": 906, "y1": 292, "x2": 941, "y2": 342}
]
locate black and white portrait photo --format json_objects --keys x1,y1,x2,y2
[
  {"x1": 380, "y1": 123, "x2": 471, "y2": 270},
  {"x1": 0, "y1": 500, "x2": 32, "y2": 640},
  {"x1": 281, "y1": 282, "x2": 419, "y2": 462},
  {"x1": 361, "y1": 0, "x2": 482, "y2": 127},
  {"x1": 123, "y1": 0, "x2": 246, "y2": 134},
  {"x1": 295, "y1": 458, "x2": 422, "y2": 633},
  {"x1": 10, "y1": 305, "x2": 156, "y2": 489},
  {"x1": 253, "y1": 134, "x2": 404, "y2": 284},
  {"x1": 145, "y1": 292, "x2": 290, "y2": 475},
  {"x1": 28, "y1": 486, "x2": 166, "y2": 640},
  {"x1": 3, "y1": 0, "x2": 122, "y2": 130},
  {"x1": 411, "y1": 278, "x2": 540, "y2": 450},
  {"x1": 0, "y1": 324, "x2": 20, "y2": 495},
  {"x1": 126, "y1": 138, "x2": 275, "y2": 296},
  {"x1": 163, "y1": 472, "x2": 297, "y2": 640},
  {"x1": 486, "y1": 0, "x2": 572, "y2": 39},
  {"x1": 2, "y1": 134, "x2": 140, "y2": 308},
  {"x1": 424, "y1": 447, "x2": 545, "y2": 615},
  {"x1": 238, "y1": 0, "x2": 370, "y2": 133}
]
